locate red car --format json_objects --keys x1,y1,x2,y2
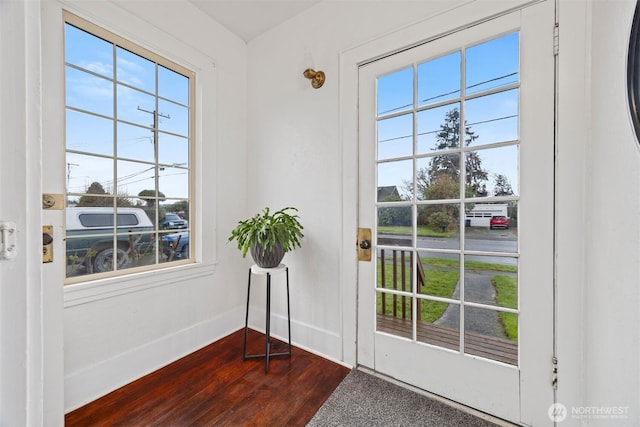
[{"x1": 490, "y1": 215, "x2": 509, "y2": 230}]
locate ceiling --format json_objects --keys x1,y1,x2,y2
[{"x1": 188, "y1": 0, "x2": 321, "y2": 42}]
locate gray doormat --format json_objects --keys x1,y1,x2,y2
[{"x1": 307, "y1": 369, "x2": 504, "y2": 426}]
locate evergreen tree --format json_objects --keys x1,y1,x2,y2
[
  {"x1": 77, "y1": 181, "x2": 132, "y2": 207},
  {"x1": 77, "y1": 182, "x2": 110, "y2": 207},
  {"x1": 493, "y1": 174, "x2": 514, "y2": 196},
  {"x1": 425, "y1": 108, "x2": 488, "y2": 197}
]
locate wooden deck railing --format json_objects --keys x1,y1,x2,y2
[{"x1": 377, "y1": 237, "x2": 426, "y2": 320}]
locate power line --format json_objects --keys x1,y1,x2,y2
[
  {"x1": 378, "y1": 113, "x2": 517, "y2": 144},
  {"x1": 378, "y1": 71, "x2": 518, "y2": 116}
]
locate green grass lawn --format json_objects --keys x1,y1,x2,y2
[
  {"x1": 423, "y1": 257, "x2": 517, "y2": 273},
  {"x1": 492, "y1": 275, "x2": 518, "y2": 341},
  {"x1": 378, "y1": 225, "x2": 457, "y2": 238}
]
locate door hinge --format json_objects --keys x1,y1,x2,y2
[
  {"x1": 552, "y1": 355, "x2": 558, "y2": 390},
  {"x1": 553, "y1": 23, "x2": 559, "y2": 56}
]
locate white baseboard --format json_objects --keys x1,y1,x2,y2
[{"x1": 248, "y1": 308, "x2": 344, "y2": 364}]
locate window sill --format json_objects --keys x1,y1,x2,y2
[{"x1": 63, "y1": 261, "x2": 217, "y2": 307}]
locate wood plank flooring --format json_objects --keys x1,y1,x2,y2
[{"x1": 65, "y1": 329, "x2": 350, "y2": 426}]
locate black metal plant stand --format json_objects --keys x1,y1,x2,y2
[{"x1": 242, "y1": 264, "x2": 291, "y2": 372}]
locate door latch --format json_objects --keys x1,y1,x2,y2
[{"x1": 0, "y1": 221, "x2": 17, "y2": 260}]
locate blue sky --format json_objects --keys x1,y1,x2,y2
[
  {"x1": 64, "y1": 22, "x2": 190, "y2": 204},
  {"x1": 375, "y1": 32, "x2": 520, "y2": 200}
]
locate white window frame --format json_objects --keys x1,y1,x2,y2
[{"x1": 63, "y1": 11, "x2": 196, "y2": 285}]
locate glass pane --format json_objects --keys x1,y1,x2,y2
[
  {"x1": 377, "y1": 67, "x2": 413, "y2": 116},
  {"x1": 417, "y1": 298, "x2": 460, "y2": 351},
  {"x1": 418, "y1": 51, "x2": 461, "y2": 105},
  {"x1": 377, "y1": 206, "x2": 412, "y2": 246},
  {"x1": 417, "y1": 103, "x2": 460, "y2": 154},
  {"x1": 466, "y1": 32, "x2": 519, "y2": 95},
  {"x1": 464, "y1": 202, "x2": 518, "y2": 253},
  {"x1": 158, "y1": 133, "x2": 189, "y2": 167},
  {"x1": 377, "y1": 160, "x2": 412, "y2": 200},
  {"x1": 158, "y1": 165, "x2": 189, "y2": 199},
  {"x1": 66, "y1": 110, "x2": 113, "y2": 156},
  {"x1": 66, "y1": 153, "x2": 114, "y2": 196},
  {"x1": 116, "y1": 47, "x2": 155, "y2": 94},
  {"x1": 377, "y1": 249, "x2": 413, "y2": 292},
  {"x1": 158, "y1": 99, "x2": 189, "y2": 136},
  {"x1": 464, "y1": 306, "x2": 518, "y2": 365},
  {"x1": 117, "y1": 122, "x2": 154, "y2": 162},
  {"x1": 468, "y1": 145, "x2": 518, "y2": 197},
  {"x1": 416, "y1": 155, "x2": 460, "y2": 200},
  {"x1": 66, "y1": 238, "x2": 115, "y2": 278},
  {"x1": 159, "y1": 210, "x2": 189, "y2": 230},
  {"x1": 117, "y1": 160, "x2": 156, "y2": 198},
  {"x1": 116, "y1": 230, "x2": 156, "y2": 271},
  {"x1": 417, "y1": 251, "x2": 460, "y2": 301},
  {"x1": 136, "y1": 194, "x2": 161, "y2": 225},
  {"x1": 66, "y1": 66, "x2": 113, "y2": 117},
  {"x1": 65, "y1": 24, "x2": 113, "y2": 78},
  {"x1": 377, "y1": 292, "x2": 412, "y2": 339},
  {"x1": 117, "y1": 84, "x2": 155, "y2": 126},
  {"x1": 377, "y1": 113, "x2": 413, "y2": 160},
  {"x1": 465, "y1": 256, "x2": 518, "y2": 308},
  {"x1": 465, "y1": 89, "x2": 519, "y2": 146},
  {"x1": 161, "y1": 230, "x2": 190, "y2": 263},
  {"x1": 159, "y1": 65, "x2": 189, "y2": 105},
  {"x1": 417, "y1": 204, "x2": 460, "y2": 249},
  {"x1": 164, "y1": 200, "x2": 190, "y2": 223}
]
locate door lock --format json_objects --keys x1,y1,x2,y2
[
  {"x1": 357, "y1": 227, "x2": 372, "y2": 262},
  {"x1": 42, "y1": 225, "x2": 53, "y2": 263}
]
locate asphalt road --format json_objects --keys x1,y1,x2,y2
[{"x1": 381, "y1": 227, "x2": 518, "y2": 266}]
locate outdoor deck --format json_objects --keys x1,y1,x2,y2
[{"x1": 377, "y1": 313, "x2": 518, "y2": 365}]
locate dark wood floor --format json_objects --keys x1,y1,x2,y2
[{"x1": 65, "y1": 329, "x2": 350, "y2": 426}]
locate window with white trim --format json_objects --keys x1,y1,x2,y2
[{"x1": 64, "y1": 12, "x2": 195, "y2": 283}]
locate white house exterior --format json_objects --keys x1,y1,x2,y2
[{"x1": 465, "y1": 203, "x2": 508, "y2": 227}]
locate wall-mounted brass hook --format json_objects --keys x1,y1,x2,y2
[{"x1": 303, "y1": 68, "x2": 325, "y2": 89}]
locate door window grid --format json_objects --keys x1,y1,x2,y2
[
  {"x1": 64, "y1": 12, "x2": 194, "y2": 283},
  {"x1": 375, "y1": 32, "x2": 520, "y2": 365}
]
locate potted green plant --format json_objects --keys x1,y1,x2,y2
[{"x1": 228, "y1": 206, "x2": 304, "y2": 268}]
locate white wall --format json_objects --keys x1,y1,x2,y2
[
  {"x1": 246, "y1": 0, "x2": 477, "y2": 363},
  {"x1": 582, "y1": 0, "x2": 640, "y2": 419},
  {"x1": 556, "y1": 1, "x2": 640, "y2": 424}
]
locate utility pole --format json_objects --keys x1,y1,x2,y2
[{"x1": 66, "y1": 162, "x2": 79, "y2": 190}]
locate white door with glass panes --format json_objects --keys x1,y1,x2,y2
[{"x1": 357, "y1": 2, "x2": 554, "y2": 425}]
